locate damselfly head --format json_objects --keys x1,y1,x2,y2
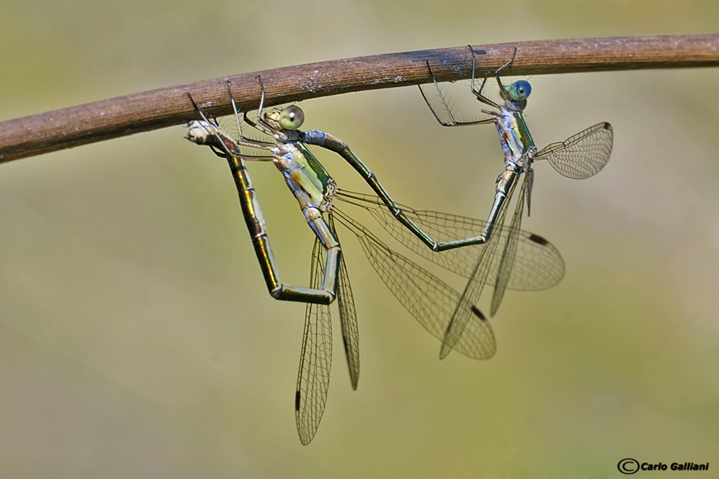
[
  {"x1": 506, "y1": 80, "x2": 532, "y2": 102},
  {"x1": 185, "y1": 120, "x2": 212, "y2": 144},
  {"x1": 265, "y1": 105, "x2": 305, "y2": 131}
]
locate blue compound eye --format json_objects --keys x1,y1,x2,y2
[{"x1": 507, "y1": 80, "x2": 532, "y2": 101}]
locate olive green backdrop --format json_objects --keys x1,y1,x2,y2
[{"x1": 0, "y1": 0, "x2": 717, "y2": 477}]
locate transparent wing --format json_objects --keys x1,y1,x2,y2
[
  {"x1": 440, "y1": 198, "x2": 509, "y2": 359},
  {"x1": 328, "y1": 214, "x2": 360, "y2": 390},
  {"x1": 295, "y1": 238, "x2": 333, "y2": 445},
  {"x1": 337, "y1": 256, "x2": 360, "y2": 389},
  {"x1": 535, "y1": 122, "x2": 613, "y2": 179},
  {"x1": 334, "y1": 208, "x2": 495, "y2": 360},
  {"x1": 337, "y1": 190, "x2": 564, "y2": 291},
  {"x1": 490, "y1": 177, "x2": 527, "y2": 316}
]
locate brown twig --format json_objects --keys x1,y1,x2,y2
[{"x1": 1, "y1": 34, "x2": 718, "y2": 163}]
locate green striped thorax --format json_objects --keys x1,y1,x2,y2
[
  {"x1": 287, "y1": 144, "x2": 335, "y2": 210},
  {"x1": 494, "y1": 80, "x2": 536, "y2": 166},
  {"x1": 265, "y1": 106, "x2": 335, "y2": 210}
]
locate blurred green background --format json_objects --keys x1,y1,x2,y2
[{"x1": 1, "y1": 0, "x2": 718, "y2": 477}]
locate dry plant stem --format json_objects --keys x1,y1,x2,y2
[{"x1": 1, "y1": 34, "x2": 718, "y2": 163}]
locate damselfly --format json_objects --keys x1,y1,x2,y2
[
  {"x1": 185, "y1": 78, "x2": 564, "y2": 444},
  {"x1": 420, "y1": 48, "x2": 613, "y2": 357}
]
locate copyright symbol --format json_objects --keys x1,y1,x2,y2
[{"x1": 618, "y1": 458, "x2": 639, "y2": 474}]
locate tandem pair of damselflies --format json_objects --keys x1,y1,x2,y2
[{"x1": 184, "y1": 77, "x2": 564, "y2": 444}]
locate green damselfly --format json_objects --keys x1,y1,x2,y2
[
  {"x1": 185, "y1": 78, "x2": 564, "y2": 444},
  {"x1": 420, "y1": 47, "x2": 613, "y2": 358}
]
